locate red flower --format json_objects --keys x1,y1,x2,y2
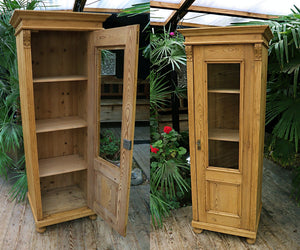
[
  {"x1": 164, "y1": 126, "x2": 172, "y2": 134},
  {"x1": 150, "y1": 145, "x2": 159, "y2": 154},
  {"x1": 169, "y1": 32, "x2": 175, "y2": 36}
]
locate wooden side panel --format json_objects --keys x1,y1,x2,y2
[
  {"x1": 16, "y1": 30, "x2": 42, "y2": 220},
  {"x1": 185, "y1": 45, "x2": 199, "y2": 222},
  {"x1": 250, "y1": 44, "x2": 268, "y2": 230},
  {"x1": 88, "y1": 25, "x2": 139, "y2": 236},
  {"x1": 193, "y1": 46, "x2": 208, "y2": 223},
  {"x1": 256, "y1": 45, "x2": 268, "y2": 225},
  {"x1": 87, "y1": 32, "x2": 96, "y2": 209}
]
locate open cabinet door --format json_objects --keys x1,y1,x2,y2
[{"x1": 87, "y1": 25, "x2": 139, "y2": 236}]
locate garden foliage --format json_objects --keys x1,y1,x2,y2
[
  {"x1": 0, "y1": 0, "x2": 44, "y2": 201},
  {"x1": 233, "y1": 5, "x2": 300, "y2": 202},
  {"x1": 99, "y1": 129, "x2": 120, "y2": 161},
  {"x1": 150, "y1": 126, "x2": 190, "y2": 227},
  {"x1": 148, "y1": 28, "x2": 190, "y2": 226}
]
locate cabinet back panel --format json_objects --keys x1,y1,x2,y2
[
  {"x1": 208, "y1": 93, "x2": 239, "y2": 130},
  {"x1": 207, "y1": 63, "x2": 240, "y2": 90},
  {"x1": 34, "y1": 81, "x2": 87, "y2": 120},
  {"x1": 37, "y1": 128, "x2": 87, "y2": 159},
  {"x1": 40, "y1": 171, "x2": 87, "y2": 199},
  {"x1": 209, "y1": 140, "x2": 239, "y2": 169},
  {"x1": 31, "y1": 31, "x2": 87, "y2": 77}
]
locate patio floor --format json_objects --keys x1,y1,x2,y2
[
  {"x1": 0, "y1": 126, "x2": 150, "y2": 250},
  {"x1": 0, "y1": 178, "x2": 149, "y2": 250},
  {"x1": 150, "y1": 158, "x2": 300, "y2": 250}
]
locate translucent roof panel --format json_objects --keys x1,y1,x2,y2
[
  {"x1": 151, "y1": 8, "x2": 174, "y2": 23},
  {"x1": 85, "y1": 0, "x2": 149, "y2": 9},
  {"x1": 154, "y1": 0, "x2": 180, "y2": 3},
  {"x1": 193, "y1": 0, "x2": 296, "y2": 16},
  {"x1": 151, "y1": 0, "x2": 298, "y2": 26},
  {"x1": 35, "y1": 0, "x2": 148, "y2": 10},
  {"x1": 180, "y1": 12, "x2": 264, "y2": 27}
]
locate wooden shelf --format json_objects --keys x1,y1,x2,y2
[
  {"x1": 36, "y1": 116, "x2": 87, "y2": 133},
  {"x1": 39, "y1": 154, "x2": 87, "y2": 177},
  {"x1": 42, "y1": 185, "x2": 87, "y2": 217},
  {"x1": 208, "y1": 129, "x2": 239, "y2": 142},
  {"x1": 208, "y1": 89, "x2": 240, "y2": 94},
  {"x1": 33, "y1": 75, "x2": 87, "y2": 83}
]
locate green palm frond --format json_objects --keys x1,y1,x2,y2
[
  {"x1": 150, "y1": 191, "x2": 172, "y2": 228},
  {"x1": 271, "y1": 99, "x2": 300, "y2": 151},
  {"x1": 118, "y1": 3, "x2": 150, "y2": 17},
  {"x1": 0, "y1": 0, "x2": 44, "y2": 202},
  {"x1": 9, "y1": 171, "x2": 27, "y2": 202},
  {"x1": 118, "y1": 3, "x2": 150, "y2": 31},
  {"x1": 151, "y1": 160, "x2": 189, "y2": 198},
  {"x1": 150, "y1": 70, "x2": 172, "y2": 110},
  {"x1": 0, "y1": 151, "x2": 13, "y2": 178},
  {"x1": 150, "y1": 30, "x2": 186, "y2": 71},
  {"x1": 0, "y1": 121, "x2": 23, "y2": 152}
]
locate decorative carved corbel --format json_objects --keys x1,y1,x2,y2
[
  {"x1": 186, "y1": 45, "x2": 193, "y2": 62},
  {"x1": 23, "y1": 30, "x2": 31, "y2": 49},
  {"x1": 254, "y1": 43, "x2": 262, "y2": 61}
]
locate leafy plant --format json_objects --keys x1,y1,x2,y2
[
  {"x1": 150, "y1": 191, "x2": 173, "y2": 228},
  {"x1": 118, "y1": 2, "x2": 150, "y2": 31},
  {"x1": 149, "y1": 29, "x2": 187, "y2": 134},
  {"x1": 150, "y1": 126, "x2": 190, "y2": 227},
  {"x1": 99, "y1": 129, "x2": 120, "y2": 161},
  {"x1": 0, "y1": 0, "x2": 45, "y2": 201},
  {"x1": 233, "y1": 5, "x2": 300, "y2": 202},
  {"x1": 150, "y1": 29, "x2": 186, "y2": 72},
  {"x1": 150, "y1": 70, "x2": 172, "y2": 110}
]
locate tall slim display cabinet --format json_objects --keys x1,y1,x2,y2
[
  {"x1": 10, "y1": 10, "x2": 139, "y2": 236},
  {"x1": 179, "y1": 26, "x2": 273, "y2": 243}
]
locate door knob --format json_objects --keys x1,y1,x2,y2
[{"x1": 197, "y1": 139, "x2": 201, "y2": 150}]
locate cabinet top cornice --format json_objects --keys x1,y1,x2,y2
[
  {"x1": 10, "y1": 10, "x2": 111, "y2": 35},
  {"x1": 179, "y1": 25, "x2": 273, "y2": 47}
]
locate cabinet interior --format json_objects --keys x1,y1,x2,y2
[{"x1": 32, "y1": 31, "x2": 89, "y2": 216}]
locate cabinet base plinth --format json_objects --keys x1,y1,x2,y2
[
  {"x1": 89, "y1": 215, "x2": 97, "y2": 220},
  {"x1": 246, "y1": 238, "x2": 256, "y2": 244},
  {"x1": 193, "y1": 227, "x2": 203, "y2": 234},
  {"x1": 36, "y1": 226, "x2": 46, "y2": 233},
  {"x1": 35, "y1": 207, "x2": 95, "y2": 229},
  {"x1": 192, "y1": 220, "x2": 257, "y2": 240}
]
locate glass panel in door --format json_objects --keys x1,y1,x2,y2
[
  {"x1": 98, "y1": 49, "x2": 124, "y2": 167},
  {"x1": 207, "y1": 63, "x2": 240, "y2": 169}
]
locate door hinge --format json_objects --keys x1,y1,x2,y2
[
  {"x1": 197, "y1": 139, "x2": 201, "y2": 150},
  {"x1": 123, "y1": 139, "x2": 132, "y2": 150}
]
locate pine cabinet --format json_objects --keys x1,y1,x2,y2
[
  {"x1": 179, "y1": 26, "x2": 273, "y2": 243},
  {"x1": 10, "y1": 10, "x2": 139, "y2": 236}
]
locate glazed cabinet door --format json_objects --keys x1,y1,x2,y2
[
  {"x1": 87, "y1": 25, "x2": 139, "y2": 236},
  {"x1": 193, "y1": 45, "x2": 252, "y2": 230}
]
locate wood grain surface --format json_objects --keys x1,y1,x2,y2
[
  {"x1": 0, "y1": 179, "x2": 149, "y2": 250},
  {"x1": 151, "y1": 159, "x2": 300, "y2": 249}
]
